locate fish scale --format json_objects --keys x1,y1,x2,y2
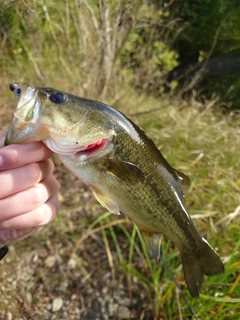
[{"x1": 4, "y1": 82, "x2": 224, "y2": 298}]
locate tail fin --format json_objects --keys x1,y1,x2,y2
[{"x1": 181, "y1": 238, "x2": 224, "y2": 298}]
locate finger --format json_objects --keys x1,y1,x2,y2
[
  {"x1": 0, "y1": 130, "x2": 6, "y2": 147},
  {"x1": 0, "y1": 194, "x2": 60, "y2": 230},
  {"x1": 0, "y1": 160, "x2": 55, "y2": 199},
  {"x1": 0, "y1": 227, "x2": 36, "y2": 245},
  {"x1": 0, "y1": 141, "x2": 53, "y2": 170},
  {"x1": 0, "y1": 172, "x2": 60, "y2": 220}
]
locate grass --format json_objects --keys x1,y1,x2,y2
[
  {"x1": 75, "y1": 213, "x2": 240, "y2": 320},
  {"x1": 0, "y1": 2, "x2": 239, "y2": 318},
  {"x1": 59, "y1": 96, "x2": 240, "y2": 319},
  {"x1": 96, "y1": 96, "x2": 240, "y2": 319},
  {"x1": 0, "y1": 84, "x2": 240, "y2": 319},
  {"x1": 0, "y1": 90, "x2": 240, "y2": 319},
  {"x1": 128, "y1": 98, "x2": 240, "y2": 319}
]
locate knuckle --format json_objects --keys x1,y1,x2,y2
[
  {"x1": 50, "y1": 195, "x2": 61, "y2": 214},
  {"x1": 6, "y1": 149, "x2": 21, "y2": 165},
  {"x1": 31, "y1": 186, "x2": 45, "y2": 206},
  {"x1": 34, "y1": 207, "x2": 47, "y2": 226},
  {"x1": 48, "y1": 159, "x2": 55, "y2": 171},
  {"x1": 34, "y1": 204, "x2": 55, "y2": 226},
  {"x1": 26, "y1": 162, "x2": 41, "y2": 181},
  {"x1": 54, "y1": 178, "x2": 61, "y2": 192}
]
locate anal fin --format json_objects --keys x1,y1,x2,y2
[{"x1": 140, "y1": 230, "x2": 162, "y2": 263}]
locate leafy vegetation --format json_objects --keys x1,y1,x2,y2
[
  {"x1": 0, "y1": 1, "x2": 240, "y2": 319},
  {"x1": 1, "y1": 0, "x2": 240, "y2": 105}
]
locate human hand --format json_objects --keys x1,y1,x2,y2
[{"x1": 0, "y1": 130, "x2": 60, "y2": 245}]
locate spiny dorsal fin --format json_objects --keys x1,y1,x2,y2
[{"x1": 174, "y1": 168, "x2": 191, "y2": 193}]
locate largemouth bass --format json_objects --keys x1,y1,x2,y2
[{"x1": 5, "y1": 82, "x2": 224, "y2": 297}]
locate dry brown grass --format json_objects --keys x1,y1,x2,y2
[{"x1": 0, "y1": 89, "x2": 239, "y2": 319}]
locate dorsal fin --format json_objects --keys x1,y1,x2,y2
[{"x1": 174, "y1": 169, "x2": 190, "y2": 191}]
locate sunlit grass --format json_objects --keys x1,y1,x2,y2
[
  {"x1": 1, "y1": 75, "x2": 239, "y2": 318},
  {"x1": 74, "y1": 210, "x2": 240, "y2": 319},
  {"x1": 74, "y1": 207, "x2": 239, "y2": 319},
  {"x1": 0, "y1": 2, "x2": 239, "y2": 318},
  {"x1": 63, "y1": 96, "x2": 240, "y2": 319}
]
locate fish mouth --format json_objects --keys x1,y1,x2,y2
[
  {"x1": 5, "y1": 84, "x2": 46, "y2": 145},
  {"x1": 75, "y1": 138, "x2": 108, "y2": 160},
  {"x1": 43, "y1": 137, "x2": 109, "y2": 160}
]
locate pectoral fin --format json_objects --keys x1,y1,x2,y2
[
  {"x1": 102, "y1": 157, "x2": 145, "y2": 183},
  {"x1": 91, "y1": 186, "x2": 120, "y2": 215},
  {"x1": 140, "y1": 229, "x2": 162, "y2": 263}
]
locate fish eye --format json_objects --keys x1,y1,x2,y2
[
  {"x1": 16, "y1": 87, "x2": 21, "y2": 95},
  {"x1": 14, "y1": 87, "x2": 22, "y2": 99},
  {"x1": 50, "y1": 92, "x2": 65, "y2": 103}
]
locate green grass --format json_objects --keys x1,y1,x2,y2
[
  {"x1": 71, "y1": 213, "x2": 239, "y2": 319},
  {"x1": 64, "y1": 97, "x2": 240, "y2": 319},
  {"x1": 1, "y1": 84, "x2": 239, "y2": 318},
  {"x1": 1, "y1": 2, "x2": 239, "y2": 318}
]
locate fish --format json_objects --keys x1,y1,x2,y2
[{"x1": 5, "y1": 82, "x2": 224, "y2": 297}]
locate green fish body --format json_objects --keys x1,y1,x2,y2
[{"x1": 5, "y1": 83, "x2": 224, "y2": 297}]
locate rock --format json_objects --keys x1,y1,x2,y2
[
  {"x1": 120, "y1": 297, "x2": 132, "y2": 307},
  {"x1": 59, "y1": 281, "x2": 68, "y2": 292},
  {"x1": 52, "y1": 297, "x2": 64, "y2": 312},
  {"x1": 25, "y1": 292, "x2": 32, "y2": 305},
  {"x1": 67, "y1": 258, "x2": 76, "y2": 269},
  {"x1": 108, "y1": 300, "x2": 118, "y2": 316},
  {"x1": 116, "y1": 305, "x2": 131, "y2": 319},
  {"x1": 44, "y1": 256, "x2": 56, "y2": 268},
  {"x1": 7, "y1": 312, "x2": 12, "y2": 320}
]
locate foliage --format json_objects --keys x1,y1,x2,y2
[
  {"x1": 0, "y1": 1, "x2": 240, "y2": 318},
  {"x1": 168, "y1": 0, "x2": 240, "y2": 54},
  {"x1": 1, "y1": 0, "x2": 173, "y2": 99},
  {"x1": 1, "y1": 0, "x2": 240, "y2": 104},
  {"x1": 164, "y1": 0, "x2": 240, "y2": 107}
]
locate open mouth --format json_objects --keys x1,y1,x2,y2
[
  {"x1": 43, "y1": 136, "x2": 109, "y2": 158},
  {"x1": 76, "y1": 138, "x2": 108, "y2": 159}
]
